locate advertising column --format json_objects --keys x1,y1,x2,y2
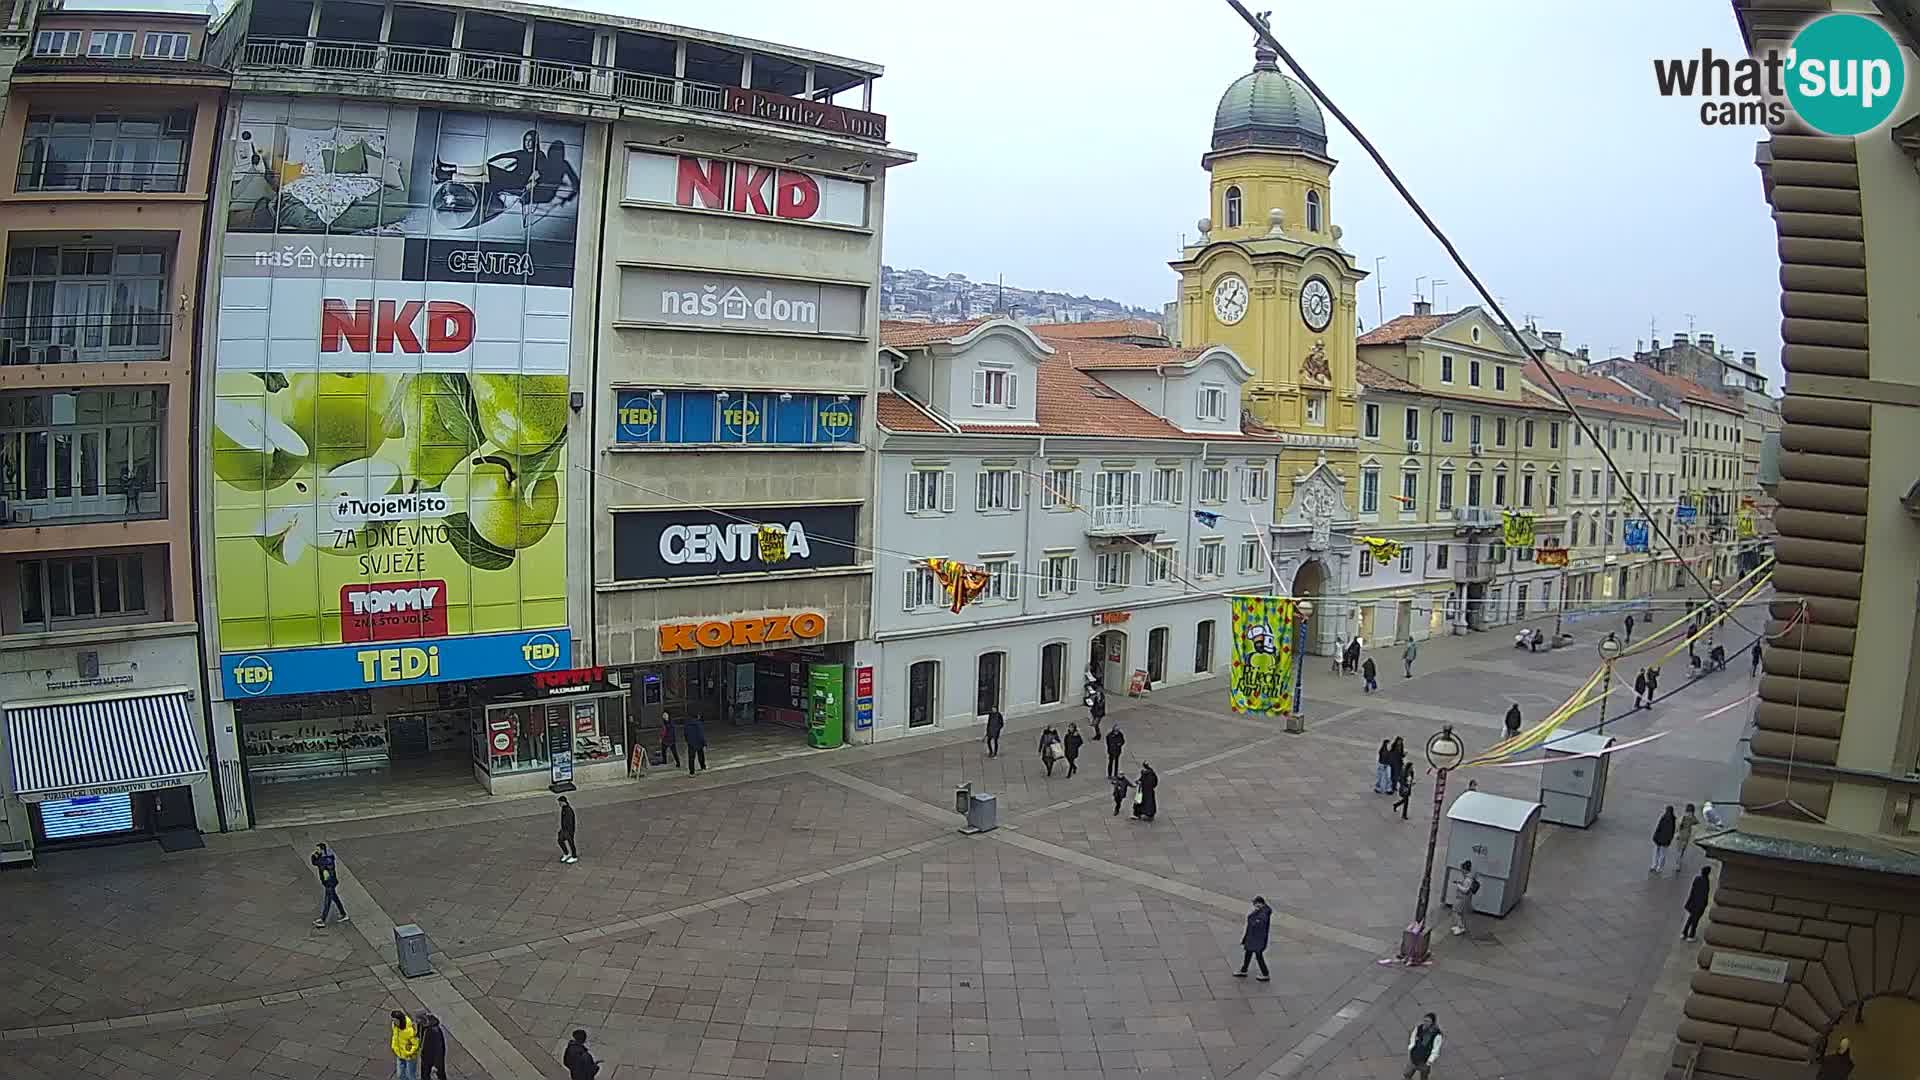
[{"x1": 207, "y1": 99, "x2": 584, "y2": 809}]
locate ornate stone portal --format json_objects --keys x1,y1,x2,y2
[{"x1": 1270, "y1": 453, "x2": 1355, "y2": 654}]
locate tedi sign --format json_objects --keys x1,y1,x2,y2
[{"x1": 1653, "y1": 13, "x2": 1906, "y2": 134}]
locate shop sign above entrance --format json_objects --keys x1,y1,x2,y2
[
  {"x1": 220, "y1": 629, "x2": 569, "y2": 698},
  {"x1": 658, "y1": 612, "x2": 827, "y2": 654},
  {"x1": 1091, "y1": 611, "x2": 1131, "y2": 626},
  {"x1": 623, "y1": 151, "x2": 870, "y2": 228},
  {"x1": 533, "y1": 666, "x2": 606, "y2": 695}
]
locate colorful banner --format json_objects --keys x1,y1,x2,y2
[
  {"x1": 1737, "y1": 509, "x2": 1756, "y2": 538},
  {"x1": 1356, "y1": 535, "x2": 1402, "y2": 564},
  {"x1": 1624, "y1": 519, "x2": 1650, "y2": 553},
  {"x1": 211, "y1": 99, "x2": 582, "y2": 680},
  {"x1": 1535, "y1": 547, "x2": 1570, "y2": 567},
  {"x1": 1501, "y1": 510, "x2": 1536, "y2": 549},
  {"x1": 1676, "y1": 504, "x2": 1697, "y2": 522},
  {"x1": 1230, "y1": 596, "x2": 1298, "y2": 715}
]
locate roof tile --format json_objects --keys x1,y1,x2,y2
[
  {"x1": 874, "y1": 391, "x2": 949, "y2": 433},
  {"x1": 1026, "y1": 318, "x2": 1167, "y2": 341},
  {"x1": 879, "y1": 319, "x2": 990, "y2": 347},
  {"x1": 1356, "y1": 311, "x2": 1460, "y2": 346}
]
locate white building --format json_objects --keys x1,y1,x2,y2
[{"x1": 862, "y1": 319, "x2": 1279, "y2": 739}]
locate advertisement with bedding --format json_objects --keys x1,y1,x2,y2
[{"x1": 212, "y1": 97, "x2": 582, "y2": 697}]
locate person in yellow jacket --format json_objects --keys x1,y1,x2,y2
[{"x1": 389, "y1": 1010, "x2": 421, "y2": 1080}]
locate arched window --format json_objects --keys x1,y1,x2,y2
[
  {"x1": 1224, "y1": 186, "x2": 1243, "y2": 228},
  {"x1": 1305, "y1": 189, "x2": 1322, "y2": 232}
]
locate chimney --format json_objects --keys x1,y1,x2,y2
[
  {"x1": 1672, "y1": 332, "x2": 1689, "y2": 347},
  {"x1": 1543, "y1": 330, "x2": 1563, "y2": 349},
  {"x1": 1698, "y1": 332, "x2": 1714, "y2": 352},
  {"x1": 1741, "y1": 350, "x2": 1757, "y2": 368},
  {"x1": 1578, "y1": 345, "x2": 1590, "y2": 361},
  {"x1": 1412, "y1": 299, "x2": 1432, "y2": 317}
]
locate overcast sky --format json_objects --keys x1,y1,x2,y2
[{"x1": 555, "y1": 1, "x2": 1779, "y2": 384}]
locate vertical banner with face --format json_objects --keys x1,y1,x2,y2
[
  {"x1": 212, "y1": 98, "x2": 583, "y2": 695},
  {"x1": 1230, "y1": 595, "x2": 1297, "y2": 716}
]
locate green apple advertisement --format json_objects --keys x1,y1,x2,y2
[{"x1": 212, "y1": 98, "x2": 581, "y2": 674}]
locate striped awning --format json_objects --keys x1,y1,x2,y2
[{"x1": 6, "y1": 690, "x2": 203, "y2": 803}]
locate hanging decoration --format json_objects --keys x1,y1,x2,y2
[
  {"x1": 1534, "y1": 546, "x2": 1570, "y2": 567},
  {"x1": 1194, "y1": 510, "x2": 1221, "y2": 527},
  {"x1": 926, "y1": 557, "x2": 990, "y2": 614},
  {"x1": 1736, "y1": 509, "x2": 1757, "y2": 538},
  {"x1": 1676, "y1": 504, "x2": 1697, "y2": 522},
  {"x1": 1355, "y1": 535, "x2": 1402, "y2": 563},
  {"x1": 1623, "y1": 519, "x2": 1650, "y2": 553},
  {"x1": 1501, "y1": 510, "x2": 1536, "y2": 549},
  {"x1": 756, "y1": 524, "x2": 789, "y2": 563},
  {"x1": 1230, "y1": 596, "x2": 1298, "y2": 716}
]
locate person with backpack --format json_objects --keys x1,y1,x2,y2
[
  {"x1": 1233, "y1": 896, "x2": 1272, "y2": 981},
  {"x1": 984, "y1": 707, "x2": 1004, "y2": 758},
  {"x1": 1449, "y1": 860, "x2": 1480, "y2": 936},
  {"x1": 1063, "y1": 723, "x2": 1084, "y2": 778},
  {"x1": 419, "y1": 1013, "x2": 447, "y2": 1080},
  {"x1": 1105, "y1": 724, "x2": 1125, "y2": 779},
  {"x1": 1651, "y1": 806, "x2": 1677, "y2": 874},
  {"x1": 1403, "y1": 1014, "x2": 1444, "y2": 1079},
  {"x1": 563, "y1": 1029, "x2": 599, "y2": 1080},
  {"x1": 311, "y1": 842, "x2": 349, "y2": 928},
  {"x1": 1392, "y1": 767, "x2": 1414, "y2": 820}
]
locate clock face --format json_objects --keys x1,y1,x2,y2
[
  {"x1": 1300, "y1": 276, "x2": 1334, "y2": 332},
  {"x1": 1212, "y1": 275, "x2": 1249, "y2": 325}
]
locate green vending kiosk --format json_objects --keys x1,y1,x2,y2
[{"x1": 808, "y1": 663, "x2": 845, "y2": 749}]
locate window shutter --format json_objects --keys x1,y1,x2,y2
[
  {"x1": 976, "y1": 469, "x2": 990, "y2": 511},
  {"x1": 1128, "y1": 471, "x2": 1142, "y2": 506},
  {"x1": 1174, "y1": 470, "x2": 1184, "y2": 505},
  {"x1": 903, "y1": 568, "x2": 917, "y2": 611},
  {"x1": 971, "y1": 368, "x2": 986, "y2": 406},
  {"x1": 1010, "y1": 472, "x2": 1023, "y2": 510},
  {"x1": 1068, "y1": 557, "x2": 1080, "y2": 594},
  {"x1": 940, "y1": 470, "x2": 955, "y2": 512},
  {"x1": 1074, "y1": 471, "x2": 1084, "y2": 507},
  {"x1": 1006, "y1": 371, "x2": 1019, "y2": 408},
  {"x1": 905, "y1": 471, "x2": 922, "y2": 514},
  {"x1": 1007, "y1": 562, "x2": 1020, "y2": 600}
]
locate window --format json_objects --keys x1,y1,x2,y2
[
  {"x1": 1238, "y1": 534, "x2": 1263, "y2": 574},
  {"x1": 1040, "y1": 642, "x2": 1067, "y2": 705},
  {"x1": 1200, "y1": 465, "x2": 1228, "y2": 503},
  {"x1": 1398, "y1": 546, "x2": 1414, "y2": 574},
  {"x1": 1467, "y1": 471, "x2": 1483, "y2": 507},
  {"x1": 1364, "y1": 403, "x2": 1381, "y2": 439},
  {"x1": 1041, "y1": 466, "x2": 1081, "y2": 510},
  {"x1": 1570, "y1": 511, "x2": 1582, "y2": 542},
  {"x1": 1224, "y1": 185, "x2": 1243, "y2": 228},
  {"x1": 142, "y1": 31, "x2": 190, "y2": 59},
  {"x1": 1438, "y1": 471, "x2": 1455, "y2": 510},
  {"x1": 1572, "y1": 424, "x2": 1583, "y2": 446},
  {"x1": 1588, "y1": 518, "x2": 1598, "y2": 546},
  {"x1": 1572, "y1": 470, "x2": 1582, "y2": 497},
  {"x1": 904, "y1": 467, "x2": 953, "y2": 514},
  {"x1": 1471, "y1": 327, "x2": 1483, "y2": 343},
  {"x1": 34, "y1": 30, "x2": 82, "y2": 56},
  {"x1": 1360, "y1": 467, "x2": 1380, "y2": 513},
  {"x1": 982, "y1": 556, "x2": 1021, "y2": 601},
  {"x1": 1240, "y1": 464, "x2": 1269, "y2": 502},
  {"x1": 1440, "y1": 355, "x2": 1454, "y2": 383},
  {"x1": 1493, "y1": 471, "x2": 1507, "y2": 506},
  {"x1": 1440, "y1": 411, "x2": 1454, "y2": 443},
  {"x1": 1548, "y1": 472, "x2": 1560, "y2": 506},
  {"x1": 1198, "y1": 383, "x2": 1227, "y2": 421},
  {"x1": 1469, "y1": 359, "x2": 1482, "y2": 387},
  {"x1": 1040, "y1": 552, "x2": 1079, "y2": 596},
  {"x1": 1523, "y1": 419, "x2": 1535, "y2": 447},
  {"x1": 976, "y1": 466, "x2": 1022, "y2": 511},
  {"x1": 1304, "y1": 392, "x2": 1326, "y2": 426},
  {"x1": 1195, "y1": 620, "x2": 1215, "y2": 674},
  {"x1": 1607, "y1": 473, "x2": 1617, "y2": 497},
  {"x1": 1605, "y1": 514, "x2": 1616, "y2": 545},
  {"x1": 1495, "y1": 366, "x2": 1507, "y2": 391},
  {"x1": 1145, "y1": 544, "x2": 1176, "y2": 585},
  {"x1": 88, "y1": 31, "x2": 135, "y2": 58},
  {"x1": 903, "y1": 565, "x2": 943, "y2": 611},
  {"x1": 1196, "y1": 539, "x2": 1226, "y2": 578},
  {"x1": 1305, "y1": 189, "x2": 1322, "y2": 232},
  {"x1": 1096, "y1": 551, "x2": 1131, "y2": 588},
  {"x1": 1400, "y1": 471, "x2": 1418, "y2": 511},
  {"x1": 1495, "y1": 417, "x2": 1508, "y2": 446},
  {"x1": 1550, "y1": 423, "x2": 1561, "y2": 449},
  {"x1": 1609, "y1": 428, "x2": 1618, "y2": 450},
  {"x1": 4, "y1": 243, "x2": 173, "y2": 359},
  {"x1": 1521, "y1": 473, "x2": 1534, "y2": 506},
  {"x1": 1359, "y1": 548, "x2": 1375, "y2": 576},
  {"x1": 18, "y1": 553, "x2": 145, "y2": 626},
  {"x1": 1150, "y1": 465, "x2": 1182, "y2": 505},
  {"x1": 1639, "y1": 472, "x2": 1649, "y2": 495},
  {"x1": 1590, "y1": 468, "x2": 1601, "y2": 494},
  {"x1": 1435, "y1": 544, "x2": 1450, "y2": 570},
  {"x1": 1404, "y1": 408, "x2": 1420, "y2": 443},
  {"x1": 0, "y1": 389, "x2": 162, "y2": 521},
  {"x1": 972, "y1": 366, "x2": 1017, "y2": 408},
  {"x1": 1469, "y1": 415, "x2": 1482, "y2": 445},
  {"x1": 908, "y1": 660, "x2": 939, "y2": 727}
]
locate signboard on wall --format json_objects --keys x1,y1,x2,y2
[
  {"x1": 854, "y1": 664, "x2": 874, "y2": 731},
  {"x1": 623, "y1": 151, "x2": 869, "y2": 228},
  {"x1": 720, "y1": 87, "x2": 887, "y2": 141},
  {"x1": 617, "y1": 267, "x2": 864, "y2": 336},
  {"x1": 220, "y1": 629, "x2": 569, "y2": 698},
  {"x1": 611, "y1": 503, "x2": 860, "y2": 581},
  {"x1": 614, "y1": 389, "x2": 858, "y2": 446}
]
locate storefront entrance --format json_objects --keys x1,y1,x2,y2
[
  {"x1": 627, "y1": 644, "x2": 851, "y2": 772},
  {"x1": 1089, "y1": 629, "x2": 1128, "y2": 693}
]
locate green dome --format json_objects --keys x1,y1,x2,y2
[{"x1": 1211, "y1": 44, "x2": 1328, "y2": 156}]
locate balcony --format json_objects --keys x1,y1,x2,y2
[
  {"x1": 1452, "y1": 544, "x2": 1498, "y2": 584},
  {"x1": 1451, "y1": 506, "x2": 1498, "y2": 531},
  {"x1": 1086, "y1": 504, "x2": 1160, "y2": 542},
  {"x1": 0, "y1": 313, "x2": 173, "y2": 365},
  {"x1": 16, "y1": 161, "x2": 188, "y2": 195},
  {"x1": 2, "y1": 480, "x2": 166, "y2": 527}
]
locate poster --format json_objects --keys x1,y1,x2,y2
[
  {"x1": 1230, "y1": 596, "x2": 1297, "y2": 716},
  {"x1": 210, "y1": 98, "x2": 582, "y2": 677},
  {"x1": 1501, "y1": 511, "x2": 1536, "y2": 549}
]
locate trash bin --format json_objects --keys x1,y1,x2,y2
[
  {"x1": 964, "y1": 792, "x2": 997, "y2": 833},
  {"x1": 1442, "y1": 791, "x2": 1541, "y2": 917},
  {"x1": 1539, "y1": 731, "x2": 1615, "y2": 827},
  {"x1": 394, "y1": 923, "x2": 433, "y2": 977},
  {"x1": 954, "y1": 783, "x2": 973, "y2": 814}
]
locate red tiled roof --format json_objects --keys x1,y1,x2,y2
[
  {"x1": 1355, "y1": 311, "x2": 1460, "y2": 346},
  {"x1": 1356, "y1": 361, "x2": 1417, "y2": 393},
  {"x1": 1594, "y1": 361, "x2": 1740, "y2": 412},
  {"x1": 1027, "y1": 318, "x2": 1166, "y2": 341},
  {"x1": 879, "y1": 319, "x2": 989, "y2": 347},
  {"x1": 1358, "y1": 362, "x2": 1569, "y2": 414},
  {"x1": 1521, "y1": 373, "x2": 1678, "y2": 423},
  {"x1": 880, "y1": 358, "x2": 1268, "y2": 442},
  {"x1": 874, "y1": 391, "x2": 950, "y2": 433},
  {"x1": 1048, "y1": 339, "x2": 1206, "y2": 371}
]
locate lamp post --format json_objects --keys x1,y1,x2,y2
[
  {"x1": 1397, "y1": 724, "x2": 1466, "y2": 966},
  {"x1": 1596, "y1": 635, "x2": 1622, "y2": 731},
  {"x1": 1290, "y1": 599, "x2": 1314, "y2": 726}
]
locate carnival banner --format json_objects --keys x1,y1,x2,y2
[
  {"x1": 1356, "y1": 535, "x2": 1402, "y2": 564},
  {"x1": 1230, "y1": 595, "x2": 1297, "y2": 716},
  {"x1": 1624, "y1": 519, "x2": 1650, "y2": 553},
  {"x1": 1535, "y1": 547, "x2": 1570, "y2": 567},
  {"x1": 1676, "y1": 504, "x2": 1697, "y2": 522},
  {"x1": 1736, "y1": 509, "x2": 1756, "y2": 538},
  {"x1": 1501, "y1": 510, "x2": 1536, "y2": 549}
]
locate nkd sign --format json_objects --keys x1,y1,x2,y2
[
  {"x1": 624, "y1": 151, "x2": 868, "y2": 228},
  {"x1": 618, "y1": 267, "x2": 864, "y2": 337}
]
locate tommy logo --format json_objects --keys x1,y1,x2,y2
[{"x1": 339, "y1": 580, "x2": 450, "y2": 643}]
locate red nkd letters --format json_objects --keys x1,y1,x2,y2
[
  {"x1": 674, "y1": 157, "x2": 822, "y2": 221},
  {"x1": 320, "y1": 299, "x2": 476, "y2": 354}
]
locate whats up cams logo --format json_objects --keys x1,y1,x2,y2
[{"x1": 1654, "y1": 13, "x2": 1908, "y2": 136}]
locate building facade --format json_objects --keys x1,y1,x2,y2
[{"x1": 0, "y1": 6, "x2": 227, "y2": 859}]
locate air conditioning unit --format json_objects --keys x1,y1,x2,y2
[
  {"x1": 1469, "y1": 442, "x2": 1484, "y2": 457},
  {"x1": 7, "y1": 505, "x2": 28, "y2": 524},
  {"x1": 1406, "y1": 439, "x2": 1422, "y2": 453}
]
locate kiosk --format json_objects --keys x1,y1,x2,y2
[
  {"x1": 1443, "y1": 791, "x2": 1541, "y2": 917},
  {"x1": 1539, "y1": 731, "x2": 1615, "y2": 827}
]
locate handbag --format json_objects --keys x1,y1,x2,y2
[{"x1": 1133, "y1": 790, "x2": 1143, "y2": 805}]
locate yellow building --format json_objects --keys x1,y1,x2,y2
[
  {"x1": 1167, "y1": 33, "x2": 1370, "y2": 652},
  {"x1": 1354, "y1": 305, "x2": 1569, "y2": 634}
]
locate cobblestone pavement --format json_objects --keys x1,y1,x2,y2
[{"x1": 0, "y1": 602, "x2": 1758, "y2": 1079}]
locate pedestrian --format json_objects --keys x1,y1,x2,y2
[
  {"x1": 1403, "y1": 1013, "x2": 1444, "y2": 1080},
  {"x1": 1673, "y1": 803, "x2": 1699, "y2": 875},
  {"x1": 1089, "y1": 688, "x2": 1107, "y2": 739},
  {"x1": 1039, "y1": 726, "x2": 1062, "y2": 777},
  {"x1": 1403, "y1": 638, "x2": 1418, "y2": 678},
  {"x1": 1633, "y1": 668, "x2": 1648, "y2": 710},
  {"x1": 984, "y1": 707, "x2": 1004, "y2": 758},
  {"x1": 1816, "y1": 1036, "x2": 1855, "y2": 1080},
  {"x1": 1503, "y1": 702, "x2": 1522, "y2": 740},
  {"x1": 1110, "y1": 772, "x2": 1133, "y2": 815},
  {"x1": 1389, "y1": 737, "x2": 1407, "y2": 791},
  {"x1": 1687, "y1": 621, "x2": 1700, "y2": 665},
  {"x1": 1625, "y1": 613, "x2": 1636, "y2": 642},
  {"x1": 1449, "y1": 860, "x2": 1479, "y2": 936},
  {"x1": 556, "y1": 795, "x2": 578, "y2": 864},
  {"x1": 1647, "y1": 665, "x2": 1661, "y2": 705},
  {"x1": 1105, "y1": 724, "x2": 1125, "y2": 779},
  {"x1": 419, "y1": 1014, "x2": 447, "y2": 1080},
  {"x1": 563, "y1": 1028, "x2": 600, "y2": 1080},
  {"x1": 1234, "y1": 896, "x2": 1272, "y2": 981},
  {"x1": 390, "y1": 1011, "x2": 421, "y2": 1080},
  {"x1": 1751, "y1": 639, "x2": 1764, "y2": 677},
  {"x1": 1651, "y1": 805, "x2": 1676, "y2": 873},
  {"x1": 1681, "y1": 866, "x2": 1712, "y2": 940},
  {"x1": 1375, "y1": 740, "x2": 1394, "y2": 794},
  {"x1": 659, "y1": 710, "x2": 680, "y2": 767},
  {"x1": 683, "y1": 713, "x2": 707, "y2": 775},
  {"x1": 311, "y1": 842, "x2": 349, "y2": 928},
  {"x1": 1347, "y1": 636, "x2": 1363, "y2": 675},
  {"x1": 1392, "y1": 767, "x2": 1414, "y2": 820},
  {"x1": 1362, "y1": 655, "x2": 1378, "y2": 692},
  {"x1": 1063, "y1": 723, "x2": 1084, "y2": 778},
  {"x1": 1133, "y1": 762, "x2": 1158, "y2": 821}
]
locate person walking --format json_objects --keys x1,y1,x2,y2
[
  {"x1": 311, "y1": 842, "x2": 349, "y2": 928},
  {"x1": 1133, "y1": 763, "x2": 1159, "y2": 821},
  {"x1": 1646, "y1": 665, "x2": 1661, "y2": 706},
  {"x1": 1751, "y1": 639, "x2": 1764, "y2": 677},
  {"x1": 1816, "y1": 1036, "x2": 1855, "y2": 1080},
  {"x1": 1389, "y1": 737, "x2": 1407, "y2": 792},
  {"x1": 1403, "y1": 638, "x2": 1418, "y2": 678},
  {"x1": 1403, "y1": 1014, "x2": 1444, "y2": 1080},
  {"x1": 1089, "y1": 689, "x2": 1107, "y2": 740},
  {"x1": 683, "y1": 714, "x2": 708, "y2": 775},
  {"x1": 984, "y1": 707, "x2": 1004, "y2": 758},
  {"x1": 1624, "y1": 613, "x2": 1636, "y2": 643},
  {"x1": 1504, "y1": 703, "x2": 1523, "y2": 740},
  {"x1": 1110, "y1": 772, "x2": 1133, "y2": 816},
  {"x1": 390, "y1": 1011, "x2": 421, "y2": 1080},
  {"x1": 1449, "y1": 860, "x2": 1480, "y2": 937},
  {"x1": 1681, "y1": 867, "x2": 1712, "y2": 940},
  {"x1": 1392, "y1": 767, "x2": 1414, "y2": 820},
  {"x1": 1362, "y1": 655, "x2": 1378, "y2": 693},
  {"x1": 1344, "y1": 636, "x2": 1362, "y2": 675},
  {"x1": 556, "y1": 795, "x2": 578, "y2": 864},
  {"x1": 1375, "y1": 740, "x2": 1394, "y2": 794},
  {"x1": 419, "y1": 1014, "x2": 447, "y2": 1080},
  {"x1": 1063, "y1": 723, "x2": 1084, "y2": 778},
  {"x1": 1673, "y1": 803, "x2": 1699, "y2": 876},
  {"x1": 659, "y1": 711, "x2": 680, "y2": 768},
  {"x1": 1651, "y1": 805, "x2": 1677, "y2": 873},
  {"x1": 1234, "y1": 896, "x2": 1272, "y2": 981},
  {"x1": 563, "y1": 1029, "x2": 600, "y2": 1080},
  {"x1": 1038, "y1": 726, "x2": 1062, "y2": 777},
  {"x1": 1105, "y1": 724, "x2": 1125, "y2": 779},
  {"x1": 1633, "y1": 668, "x2": 1648, "y2": 710}
]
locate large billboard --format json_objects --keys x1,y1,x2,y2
[
  {"x1": 211, "y1": 98, "x2": 582, "y2": 694},
  {"x1": 1229, "y1": 596, "x2": 1298, "y2": 716}
]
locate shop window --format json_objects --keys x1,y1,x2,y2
[
  {"x1": 1148, "y1": 627, "x2": 1169, "y2": 684},
  {"x1": 976, "y1": 651, "x2": 1005, "y2": 716},
  {"x1": 1195, "y1": 619, "x2": 1215, "y2": 673},
  {"x1": 908, "y1": 660, "x2": 939, "y2": 728},
  {"x1": 1040, "y1": 642, "x2": 1066, "y2": 705}
]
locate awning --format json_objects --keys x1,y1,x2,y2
[{"x1": 6, "y1": 689, "x2": 203, "y2": 803}]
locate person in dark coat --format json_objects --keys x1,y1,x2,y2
[
  {"x1": 1651, "y1": 805, "x2": 1677, "y2": 874},
  {"x1": 1681, "y1": 867, "x2": 1712, "y2": 940},
  {"x1": 1624, "y1": 613, "x2": 1636, "y2": 642},
  {"x1": 1110, "y1": 772, "x2": 1133, "y2": 816},
  {"x1": 1392, "y1": 767, "x2": 1414, "y2": 820},
  {"x1": 1751, "y1": 639, "x2": 1764, "y2": 677},
  {"x1": 1375, "y1": 740, "x2": 1394, "y2": 793},
  {"x1": 1105, "y1": 725, "x2": 1125, "y2": 779},
  {"x1": 419, "y1": 1013, "x2": 448, "y2": 1080},
  {"x1": 1038, "y1": 726, "x2": 1062, "y2": 777},
  {"x1": 1389, "y1": 737, "x2": 1407, "y2": 791},
  {"x1": 1503, "y1": 703, "x2": 1523, "y2": 740},
  {"x1": 1361, "y1": 655, "x2": 1378, "y2": 693},
  {"x1": 659, "y1": 711, "x2": 680, "y2": 767},
  {"x1": 1816, "y1": 1036, "x2": 1855, "y2": 1080},
  {"x1": 1063, "y1": 723, "x2": 1084, "y2": 778},
  {"x1": 1234, "y1": 896, "x2": 1272, "y2": 980},
  {"x1": 1133, "y1": 763, "x2": 1158, "y2": 821},
  {"x1": 1343, "y1": 637, "x2": 1362, "y2": 675},
  {"x1": 556, "y1": 796, "x2": 577, "y2": 863},
  {"x1": 564, "y1": 1029, "x2": 599, "y2": 1080},
  {"x1": 683, "y1": 715, "x2": 707, "y2": 775},
  {"x1": 1633, "y1": 669, "x2": 1648, "y2": 710},
  {"x1": 1089, "y1": 690, "x2": 1107, "y2": 739},
  {"x1": 1646, "y1": 665, "x2": 1661, "y2": 704},
  {"x1": 311, "y1": 842, "x2": 348, "y2": 928},
  {"x1": 984, "y1": 708, "x2": 1004, "y2": 758}
]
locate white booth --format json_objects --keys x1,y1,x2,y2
[
  {"x1": 1539, "y1": 731, "x2": 1615, "y2": 827},
  {"x1": 1443, "y1": 791, "x2": 1542, "y2": 917}
]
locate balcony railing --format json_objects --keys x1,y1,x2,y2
[
  {"x1": 1088, "y1": 504, "x2": 1146, "y2": 533},
  {"x1": 16, "y1": 161, "x2": 187, "y2": 194},
  {"x1": 1, "y1": 481, "x2": 166, "y2": 527},
  {"x1": 0, "y1": 313, "x2": 173, "y2": 365}
]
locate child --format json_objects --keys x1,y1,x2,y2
[
  {"x1": 1110, "y1": 773, "x2": 1133, "y2": 816},
  {"x1": 1392, "y1": 768, "x2": 1414, "y2": 820}
]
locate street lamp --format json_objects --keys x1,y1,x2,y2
[
  {"x1": 1596, "y1": 635, "x2": 1622, "y2": 731},
  {"x1": 1396, "y1": 724, "x2": 1467, "y2": 966},
  {"x1": 1290, "y1": 599, "x2": 1314, "y2": 726}
]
